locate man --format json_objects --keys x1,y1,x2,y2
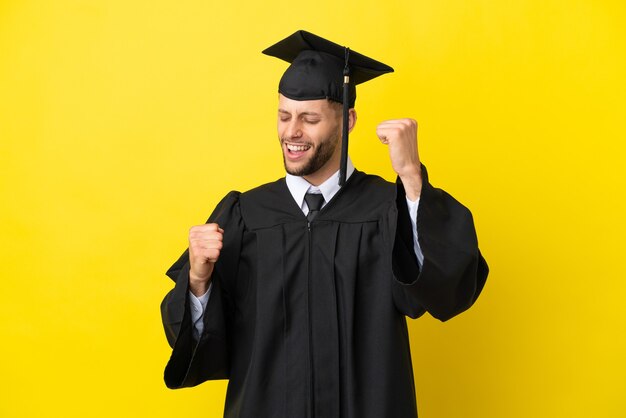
[{"x1": 161, "y1": 30, "x2": 488, "y2": 418}]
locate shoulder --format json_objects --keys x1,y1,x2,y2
[
  {"x1": 345, "y1": 170, "x2": 396, "y2": 202},
  {"x1": 204, "y1": 190, "x2": 243, "y2": 226},
  {"x1": 350, "y1": 170, "x2": 395, "y2": 192},
  {"x1": 238, "y1": 177, "x2": 302, "y2": 229}
]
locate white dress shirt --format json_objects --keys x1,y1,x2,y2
[{"x1": 188, "y1": 158, "x2": 424, "y2": 339}]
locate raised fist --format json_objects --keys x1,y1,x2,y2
[
  {"x1": 376, "y1": 118, "x2": 423, "y2": 200},
  {"x1": 188, "y1": 223, "x2": 224, "y2": 295}
]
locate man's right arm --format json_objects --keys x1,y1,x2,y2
[
  {"x1": 187, "y1": 222, "x2": 223, "y2": 339},
  {"x1": 161, "y1": 191, "x2": 242, "y2": 389}
]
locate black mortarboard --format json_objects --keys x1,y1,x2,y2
[{"x1": 262, "y1": 30, "x2": 394, "y2": 186}]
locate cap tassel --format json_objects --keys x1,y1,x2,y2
[{"x1": 339, "y1": 47, "x2": 350, "y2": 186}]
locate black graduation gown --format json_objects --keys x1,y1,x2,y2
[{"x1": 161, "y1": 165, "x2": 488, "y2": 418}]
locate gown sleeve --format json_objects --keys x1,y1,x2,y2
[
  {"x1": 160, "y1": 191, "x2": 243, "y2": 388},
  {"x1": 390, "y1": 164, "x2": 489, "y2": 321}
]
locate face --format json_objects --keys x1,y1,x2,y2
[{"x1": 277, "y1": 94, "x2": 342, "y2": 179}]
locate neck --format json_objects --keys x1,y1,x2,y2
[{"x1": 303, "y1": 154, "x2": 340, "y2": 186}]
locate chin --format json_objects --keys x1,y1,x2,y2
[
  {"x1": 281, "y1": 153, "x2": 307, "y2": 176},
  {"x1": 284, "y1": 162, "x2": 308, "y2": 177}
]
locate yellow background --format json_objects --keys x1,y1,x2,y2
[{"x1": 1, "y1": 0, "x2": 625, "y2": 417}]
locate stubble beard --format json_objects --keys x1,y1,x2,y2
[{"x1": 281, "y1": 132, "x2": 340, "y2": 177}]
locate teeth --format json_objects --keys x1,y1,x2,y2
[{"x1": 287, "y1": 144, "x2": 310, "y2": 152}]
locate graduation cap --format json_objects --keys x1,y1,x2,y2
[{"x1": 262, "y1": 30, "x2": 394, "y2": 186}]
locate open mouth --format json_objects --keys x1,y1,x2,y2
[{"x1": 285, "y1": 143, "x2": 312, "y2": 159}]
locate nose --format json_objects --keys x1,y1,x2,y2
[{"x1": 284, "y1": 120, "x2": 303, "y2": 139}]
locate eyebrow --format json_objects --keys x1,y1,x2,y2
[{"x1": 278, "y1": 109, "x2": 322, "y2": 117}]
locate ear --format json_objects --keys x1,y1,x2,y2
[{"x1": 348, "y1": 109, "x2": 357, "y2": 133}]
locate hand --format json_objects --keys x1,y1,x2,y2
[
  {"x1": 376, "y1": 118, "x2": 422, "y2": 200},
  {"x1": 188, "y1": 223, "x2": 224, "y2": 296}
]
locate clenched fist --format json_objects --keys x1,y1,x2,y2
[
  {"x1": 376, "y1": 118, "x2": 423, "y2": 201},
  {"x1": 188, "y1": 223, "x2": 224, "y2": 296}
]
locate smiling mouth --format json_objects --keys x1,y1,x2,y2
[{"x1": 286, "y1": 143, "x2": 312, "y2": 152}]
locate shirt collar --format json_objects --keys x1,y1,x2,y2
[{"x1": 285, "y1": 157, "x2": 355, "y2": 210}]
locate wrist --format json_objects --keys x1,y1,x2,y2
[
  {"x1": 399, "y1": 166, "x2": 422, "y2": 201},
  {"x1": 189, "y1": 271, "x2": 212, "y2": 297}
]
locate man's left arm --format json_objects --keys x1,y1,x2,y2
[{"x1": 378, "y1": 119, "x2": 489, "y2": 321}]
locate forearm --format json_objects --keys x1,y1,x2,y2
[
  {"x1": 189, "y1": 283, "x2": 212, "y2": 340},
  {"x1": 189, "y1": 272, "x2": 212, "y2": 297},
  {"x1": 405, "y1": 194, "x2": 424, "y2": 267},
  {"x1": 398, "y1": 165, "x2": 422, "y2": 201}
]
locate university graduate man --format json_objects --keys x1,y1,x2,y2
[{"x1": 161, "y1": 30, "x2": 488, "y2": 418}]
